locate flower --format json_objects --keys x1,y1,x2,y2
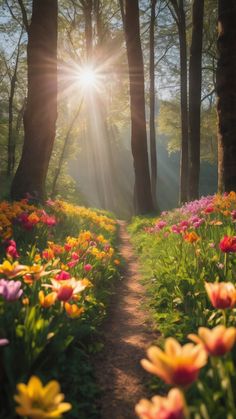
[
  {"x1": 219, "y1": 236, "x2": 236, "y2": 253},
  {"x1": 205, "y1": 281, "x2": 236, "y2": 309},
  {"x1": 84, "y1": 264, "x2": 92, "y2": 272},
  {"x1": 64, "y1": 302, "x2": 84, "y2": 318},
  {"x1": 141, "y1": 338, "x2": 207, "y2": 387},
  {"x1": 14, "y1": 375, "x2": 71, "y2": 418},
  {"x1": 39, "y1": 291, "x2": 57, "y2": 308},
  {"x1": 0, "y1": 261, "x2": 28, "y2": 278},
  {"x1": 188, "y1": 326, "x2": 236, "y2": 356},
  {"x1": 6, "y1": 240, "x2": 19, "y2": 259},
  {"x1": 45, "y1": 278, "x2": 88, "y2": 302},
  {"x1": 135, "y1": 388, "x2": 186, "y2": 419},
  {"x1": 55, "y1": 271, "x2": 71, "y2": 281},
  {"x1": 0, "y1": 279, "x2": 23, "y2": 301},
  {"x1": 0, "y1": 338, "x2": 9, "y2": 346},
  {"x1": 184, "y1": 232, "x2": 200, "y2": 243}
]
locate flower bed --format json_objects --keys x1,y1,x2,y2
[
  {"x1": 130, "y1": 192, "x2": 236, "y2": 418},
  {"x1": 0, "y1": 199, "x2": 120, "y2": 418}
]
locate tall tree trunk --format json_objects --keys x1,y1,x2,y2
[
  {"x1": 11, "y1": 0, "x2": 58, "y2": 201},
  {"x1": 149, "y1": 0, "x2": 158, "y2": 208},
  {"x1": 178, "y1": 1, "x2": 189, "y2": 204},
  {"x1": 124, "y1": 0, "x2": 153, "y2": 214},
  {"x1": 7, "y1": 31, "x2": 23, "y2": 177},
  {"x1": 84, "y1": 0, "x2": 93, "y2": 60},
  {"x1": 188, "y1": 0, "x2": 204, "y2": 200},
  {"x1": 216, "y1": 1, "x2": 236, "y2": 192}
]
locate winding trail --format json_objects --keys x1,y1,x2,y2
[{"x1": 94, "y1": 221, "x2": 157, "y2": 419}]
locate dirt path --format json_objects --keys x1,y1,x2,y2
[{"x1": 94, "y1": 220, "x2": 157, "y2": 419}]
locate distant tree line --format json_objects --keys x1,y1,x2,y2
[{"x1": 0, "y1": 0, "x2": 235, "y2": 214}]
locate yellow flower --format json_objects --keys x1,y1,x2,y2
[
  {"x1": 14, "y1": 375, "x2": 71, "y2": 418},
  {"x1": 141, "y1": 338, "x2": 207, "y2": 387},
  {"x1": 0, "y1": 260, "x2": 28, "y2": 278},
  {"x1": 135, "y1": 388, "x2": 186, "y2": 419},
  {"x1": 188, "y1": 326, "x2": 236, "y2": 356},
  {"x1": 39, "y1": 291, "x2": 57, "y2": 308}
]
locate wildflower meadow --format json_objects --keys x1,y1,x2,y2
[
  {"x1": 130, "y1": 192, "x2": 236, "y2": 418},
  {"x1": 0, "y1": 198, "x2": 120, "y2": 418}
]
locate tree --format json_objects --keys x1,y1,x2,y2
[
  {"x1": 149, "y1": 0, "x2": 158, "y2": 208},
  {"x1": 216, "y1": 0, "x2": 236, "y2": 193},
  {"x1": 11, "y1": 0, "x2": 58, "y2": 201},
  {"x1": 168, "y1": 0, "x2": 188, "y2": 204},
  {"x1": 188, "y1": 0, "x2": 204, "y2": 200},
  {"x1": 124, "y1": 0, "x2": 153, "y2": 214}
]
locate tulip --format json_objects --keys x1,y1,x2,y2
[
  {"x1": 135, "y1": 388, "x2": 186, "y2": 419},
  {"x1": 0, "y1": 279, "x2": 23, "y2": 301},
  {"x1": 64, "y1": 302, "x2": 84, "y2": 318},
  {"x1": 188, "y1": 326, "x2": 236, "y2": 356},
  {"x1": 55, "y1": 271, "x2": 71, "y2": 281},
  {"x1": 14, "y1": 376, "x2": 71, "y2": 418},
  {"x1": 184, "y1": 231, "x2": 200, "y2": 243},
  {"x1": 205, "y1": 282, "x2": 236, "y2": 309},
  {"x1": 0, "y1": 338, "x2": 9, "y2": 346},
  {"x1": 0, "y1": 261, "x2": 28, "y2": 279},
  {"x1": 219, "y1": 236, "x2": 236, "y2": 253},
  {"x1": 141, "y1": 338, "x2": 207, "y2": 387},
  {"x1": 38, "y1": 291, "x2": 57, "y2": 308},
  {"x1": 84, "y1": 264, "x2": 92, "y2": 272}
]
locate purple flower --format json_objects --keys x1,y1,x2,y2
[
  {"x1": 0, "y1": 279, "x2": 23, "y2": 301},
  {"x1": 0, "y1": 339, "x2": 9, "y2": 346}
]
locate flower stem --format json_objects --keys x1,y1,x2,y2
[{"x1": 224, "y1": 252, "x2": 228, "y2": 278}]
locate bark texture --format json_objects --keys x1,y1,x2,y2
[
  {"x1": 11, "y1": 0, "x2": 58, "y2": 201},
  {"x1": 216, "y1": 1, "x2": 236, "y2": 192},
  {"x1": 149, "y1": 0, "x2": 158, "y2": 208},
  {"x1": 188, "y1": 0, "x2": 204, "y2": 200},
  {"x1": 124, "y1": 0, "x2": 153, "y2": 214},
  {"x1": 178, "y1": 0, "x2": 189, "y2": 204}
]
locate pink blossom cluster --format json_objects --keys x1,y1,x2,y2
[{"x1": 181, "y1": 195, "x2": 214, "y2": 215}]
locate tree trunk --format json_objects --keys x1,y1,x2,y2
[
  {"x1": 216, "y1": 1, "x2": 236, "y2": 192},
  {"x1": 124, "y1": 0, "x2": 153, "y2": 214},
  {"x1": 149, "y1": 0, "x2": 158, "y2": 208},
  {"x1": 188, "y1": 0, "x2": 204, "y2": 201},
  {"x1": 11, "y1": 0, "x2": 58, "y2": 201},
  {"x1": 7, "y1": 31, "x2": 23, "y2": 177},
  {"x1": 84, "y1": 0, "x2": 93, "y2": 60},
  {"x1": 178, "y1": 1, "x2": 189, "y2": 204}
]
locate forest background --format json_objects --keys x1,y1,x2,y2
[{"x1": 0, "y1": 0, "x2": 217, "y2": 217}]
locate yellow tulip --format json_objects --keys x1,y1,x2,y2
[{"x1": 14, "y1": 375, "x2": 71, "y2": 418}]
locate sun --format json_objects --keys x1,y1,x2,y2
[{"x1": 78, "y1": 66, "x2": 99, "y2": 89}]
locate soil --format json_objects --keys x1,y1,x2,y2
[{"x1": 94, "y1": 220, "x2": 157, "y2": 419}]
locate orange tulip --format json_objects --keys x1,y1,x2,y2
[
  {"x1": 205, "y1": 282, "x2": 236, "y2": 309},
  {"x1": 64, "y1": 303, "x2": 84, "y2": 318},
  {"x1": 135, "y1": 388, "x2": 186, "y2": 419},
  {"x1": 141, "y1": 338, "x2": 207, "y2": 387},
  {"x1": 38, "y1": 291, "x2": 57, "y2": 308},
  {"x1": 188, "y1": 326, "x2": 236, "y2": 356},
  {"x1": 184, "y1": 231, "x2": 200, "y2": 243}
]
